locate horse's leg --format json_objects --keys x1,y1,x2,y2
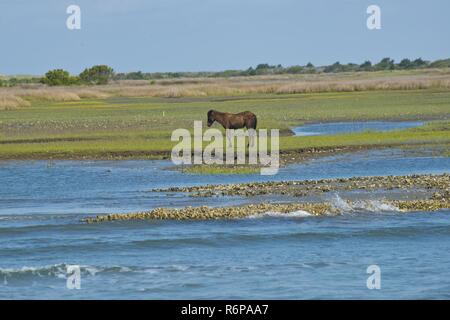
[
  {"x1": 249, "y1": 129, "x2": 255, "y2": 148},
  {"x1": 226, "y1": 129, "x2": 233, "y2": 147},
  {"x1": 245, "y1": 127, "x2": 250, "y2": 148},
  {"x1": 245, "y1": 122, "x2": 256, "y2": 148}
]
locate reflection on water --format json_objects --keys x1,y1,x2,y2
[{"x1": 292, "y1": 121, "x2": 424, "y2": 136}]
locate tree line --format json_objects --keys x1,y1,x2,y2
[
  {"x1": 0, "y1": 65, "x2": 114, "y2": 87},
  {"x1": 114, "y1": 57, "x2": 450, "y2": 80},
  {"x1": 1, "y1": 57, "x2": 449, "y2": 87}
]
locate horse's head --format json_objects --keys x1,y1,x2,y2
[{"x1": 207, "y1": 110, "x2": 215, "y2": 127}]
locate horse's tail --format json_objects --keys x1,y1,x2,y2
[{"x1": 253, "y1": 115, "x2": 257, "y2": 130}]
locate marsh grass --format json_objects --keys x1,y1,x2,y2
[
  {"x1": 279, "y1": 126, "x2": 450, "y2": 151},
  {"x1": 0, "y1": 79, "x2": 449, "y2": 160},
  {"x1": 1, "y1": 120, "x2": 448, "y2": 160},
  {"x1": 1, "y1": 69, "x2": 450, "y2": 109},
  {"x1": 0, "y1": 95, "x2": 31, "y2": 110}
]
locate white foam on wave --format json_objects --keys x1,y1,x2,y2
[
  {"x1": 329, "y1": 194, "x2": 400, "y2": 214},
  {"x1": 330, "y1": 194, "x2": 353, "y2": 212},
  {"x1": 0, "y1": 263, "x2": 127, "y2": 279},
  {"x1": 352, "y1": 200, "x2": 400, "y2": 212},
  {"x1": 248, "y1": 210, "x2": 312, "y2": 219},
  {"x1": 0, "y1": 263, "x2": 193, "y2": 281}
]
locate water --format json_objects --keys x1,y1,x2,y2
[
  {"x1": 0, "y1": 149, "x2": 449, "y2": 299},
  {"x1": 2, "y1": 211, "x2": 449, "y2": 299},
  {"x1": 1, "y1": 149, "x2": 448, "y2": 216},
  {"x1": 292, "y1": 121, "x2": 424, "y2": 136}
]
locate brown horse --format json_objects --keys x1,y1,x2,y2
[
  {"x1": 207, "y1": 110, "x2": 257, "y2": 130},
  {"x1": 207, "y1": 110, "x2": 257, "y2": 146}
]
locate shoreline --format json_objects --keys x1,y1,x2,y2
[{"x1": 0, "y1": 141, "x2": 447, "y2": 162}]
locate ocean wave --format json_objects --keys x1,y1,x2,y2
[
  {"x1": 131, "y1": 237, "x2": 216, "y2": 248},
  {"x1": 0, "y1": 214, "x2": 74, "y2": 221},
  {"x1": 329, "y1": 194, "x2": 400, "y2": 214},
  {"x1": 248, "y1": 210, "x2": 312, "y2": 219},
  {"x1": 0, "y1": 263, "x2": 196, "y2": 281},
  {"x1": 222, "y1": 225, "x2": 450, "y2": 242},
  {"x1": 0, "y1": 263, "x2": 131, "y2": 280}
]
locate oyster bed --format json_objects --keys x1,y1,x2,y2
[
  {"x1": 154, "y1": 173, "x2": 450, "y2": 198},
  {"x1": 86, "y1": 173, "x2": 450, "y2": 222},
  {"x1": 85, "y1": 198, "x2": 450, "y2": 223}
]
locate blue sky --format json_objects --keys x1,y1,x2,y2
[{"x1": 1, "y1": 0, "x2": 449, "y2": 75}]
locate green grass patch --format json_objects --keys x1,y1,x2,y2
[{"x1": 0, "y1": 89, "x2": 449, "y2": 159}]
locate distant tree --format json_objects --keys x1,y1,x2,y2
[
  {"x1": 412, "y1": 58, "x2": 428, "y2": 68},
  {"x1": 359, "y1": 60, "x2": 373, "y2": 71},
  {"x1": 41, "y1": 69, "x2": 79, "y2": 86},
  {"x1": 213, "y1": 70, "x2": 243, "y2": 77},
  {"x1": 79, "y1": 65, "x2": 114, "y2": 85},
  {"x1": 255, "y1": 63, "x2": 271, "y2": 70},
  {"x1": 167, "y1": 72, "x2": 182, "y2": 78},
  {"x1": 398, "y1": 58, "x2": 413, "y2": 69},
  {"x1": 253, "y1": 63, "x2": 282, "y2": 75},
  {"x1": 125, "y1": 71, "x2": 144, "y2": 80},
  {"x1": 306, "y1": 62, "x2": 314, "y2": 68},
  {"x1": 429, "y1": 58, "x2": 450, "y2": 68},
  {"x1": 245, "y1": 67, "x2": 256, "y2": 76},
  {"x1": 375, "y1": 57, "x2": 395, "y2": 70},
  {"x1": 324, "y1": 62, "x2": 343, "y2": 73},
  {"x1": 285, "y1": 65, "x2": 304, "y2": 74},
  {"x1": 345, "y1": 63, "x2": 359, "y2": 71}
]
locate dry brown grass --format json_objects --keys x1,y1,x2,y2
[
  {"x1": 0, "y1": 95, "x2": 31, "y2": 110},
  {"x1": 274, "y1": 78, "x2": 450, "y2": 94},
  {"x1": 1, "y1": 87, "x2": 81, "y2": 102},
  {"x1": 1, "y1": 69, "x2": 450, "y2": 107},
  {"x1": 20, "y1": 90, "x2": 81, "y2": 101},
  {"x1": 0, "y1": 86, "x2": 112, "y2": 109},
  {"x1": 75, "y1": 89, "x2": 110, "y2": 99},
  {"x1": 104, "y1": 71, "x2": 450, "y2": 97}
]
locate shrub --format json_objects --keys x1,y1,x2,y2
[
  {"x1": 79, "y1": 65, "x2": 114, "y2": 85},
  {"x1": 412, "y1": 58, "x2": 428, "y2": 68},
  {"x1": 285, "y1": 65, "x2": 304, "y2": 74},
  {"x1": 429, "y1": 58, "x2": 450, "y2": 68},
  {"x1": 41, "y1": 69, "x2": 79, "y2": 86},
  {"x1": 375, "y1": 57, "x2": 395, "y2": 71},
  {"x1": 398, "y1": 59, "x2": 413, "y2": 69},
  {"x1": 359, "y1": 61, "x2": 373, "y2": 71}
]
